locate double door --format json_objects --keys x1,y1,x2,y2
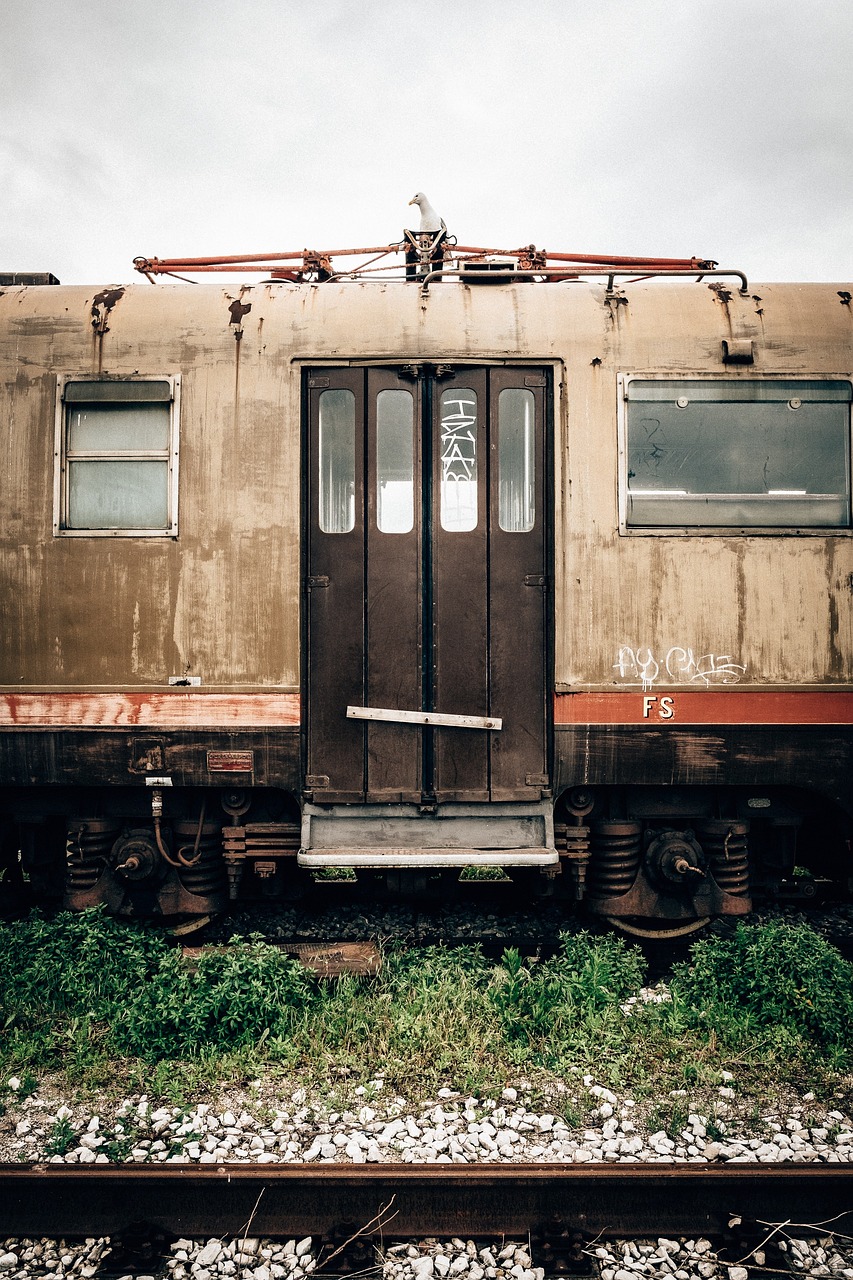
[{"x1": 305, "y1": 365, "x2": 549, "y2": 804}]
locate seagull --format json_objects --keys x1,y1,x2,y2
[{"x1": 408, "y1": 192, "x2": 446, "y2": 234}]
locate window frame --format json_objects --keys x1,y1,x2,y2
[
  {"x1": 617, "y1": 372, "x2": 853, "y2": 536},
  {"x1": 54, "y1": 375, "x2": 181, "y2": 538}
]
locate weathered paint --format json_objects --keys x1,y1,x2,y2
[
  {"x1": 0, "y1": 692, "x2": 300, "y2": 727},
  {"x1": 1, "y1": 277, "x2": 851, "y2": 703}
]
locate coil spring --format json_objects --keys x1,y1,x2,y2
[
  {"x1": 587, "y1": 821, "x2": 643, "y2": 898},
  {"x1": 696, "y1": 820, "x2": 750, "y2": 896},
  {"x1": 65, "y1": 819, "x2": 118, "y2": 890},
  {"x1": 172, "y1": 821, "x2": 227, "y2": 895}
]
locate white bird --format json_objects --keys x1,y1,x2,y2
[{"x1": 408, "y1": 192, "x2": 446, "y2": 234}]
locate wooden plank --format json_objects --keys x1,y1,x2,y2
[{"x1": 348, "y1": 705, "x2": 501, "y2": 730}]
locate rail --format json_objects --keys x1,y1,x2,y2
[{"x1": 1, "y1": 1164, "x2": 850, "y2": 1239}]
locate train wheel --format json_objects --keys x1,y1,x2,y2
[{"x1": 602, "y1": 914, "x2": 710, "y2": 941}]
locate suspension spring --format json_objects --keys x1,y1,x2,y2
[
  {"x1": 587, "y1": 821, "x2": 643, "y2": 898},
  {"x1": 172, "y1": 821, "x2": 227, "y2": 896},
  {"x1": 696, "y1": 820, "x2": 750, "y2": 896},
  {"x1": 65, "y1": 819, "x2": 118, "y2": 891}
]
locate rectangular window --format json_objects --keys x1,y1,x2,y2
[
  {"x1": 623, "y1": 378, "x2": 852, "y2": 531},
  {"x1": 55, "y1": 377, "x2": 179, "y2": 536}
]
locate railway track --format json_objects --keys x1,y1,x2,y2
[{"x1": 2, "y1": 1164, "x2": 851, "y2": 1244}]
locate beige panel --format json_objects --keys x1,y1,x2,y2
[{"x1": 1, "y1": 277, "x2": 851, "y2": 694}]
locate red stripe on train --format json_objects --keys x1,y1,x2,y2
[
  {"x1": 0, "y1": 692, "x2": 301, "y2": 728},
  {"x1": 554, "y1": 690, "x2": 853, "y2": 725}
]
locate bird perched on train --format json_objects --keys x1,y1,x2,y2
[{"x1": 408, "y1": 192, "x2": 447, "y2": 234}]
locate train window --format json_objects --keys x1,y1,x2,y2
[
  {"x1": 376, "y1": 389, "x2": 414, "y2": 533},
  {"x1": 498, "y1": 388, "x2": 535, "y2": 532},
  {"x1": 623, "y1": 379, "x2": 853, "y2": 530},
  {"x1": 55, "y1": 378, "x2": 179, "y2": 536},
  {"x1": 318, "y1": 388, "x2": 356, "y2": 533},
  {"x1": 440, "y1": 388, "x2": 478, "y2": 531}
]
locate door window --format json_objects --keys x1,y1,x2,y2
[
  {"x1": 376, "y1": 388, "x2": 415, "y2": 533},
  {"x1": 318, "y1": 388, "x2": 356, "y2": 533},
  {"x1": 498, "y1": 387, "x2": 536, "y2": 532}
]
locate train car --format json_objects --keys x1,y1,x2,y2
[{"x1": 1, "y1": 239, "x2": 851, "y2": 935}]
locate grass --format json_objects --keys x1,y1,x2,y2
[{"x1": 0, "y1": 909, "x2": 851, "y2": 1107}]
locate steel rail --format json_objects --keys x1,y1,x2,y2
[{"x1": 1, "y1": 1164, "x2": 851, "y2": 1240}]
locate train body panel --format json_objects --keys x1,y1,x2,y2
[{"x1": 1, "y1": 274, "x2": 851, "y2": 925}]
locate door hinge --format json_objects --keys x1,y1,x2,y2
[
  {"x1": 305, "y1": 775, "x2": 329, "y2": 788},
  {"x1": 523, "y1": 574, "x2": 547, "y2": 587},
  {"x1": 525, "y1": 774, "x2": 549, "y2": 787},
  {"x1": 307, "y1": 575, "x2": 330, "y2": 589},
  {"x1": 309, "y1": 377, "x2": 330, "y2": 388},
  {"x1": 524, "y1": 375, "x2": 547, "y2": 387}
]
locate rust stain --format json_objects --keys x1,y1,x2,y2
[
  {"x1": 90, "y1": 286, "x2": 125, "y2": 374},
  {"x1": 228, "y1": 299, "x2": 252, "y2": 325},
  {"x1": 227, "y1": 294, "x2": 253, "y2": 428},
  {"x1": 91, "y1": 287, "x2": 125, "y2": 333}
]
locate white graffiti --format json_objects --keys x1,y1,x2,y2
[
  {"x1": 440, "y1": 396, "x2": 477, "y2": 482},
  {"x1": 613, "y1": 646, "x2": 747, "y2": 691}
]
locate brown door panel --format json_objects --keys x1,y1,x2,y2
[
  {"x1": 488, "y1": 368, "x2": 548, "y2": 797},
  {"x1": 306, "y1": 365, "x2": 550, "y2": 807},
  {"x1": 306, "y1": 369, "x2": 366, "y2": 799},
  {"x1": 365, "y1": 370, "x2": 423, "y2": 801}
]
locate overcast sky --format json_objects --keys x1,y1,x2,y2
[{"x1": 3, "y1": 0, "x2": 852, "y2": 285}]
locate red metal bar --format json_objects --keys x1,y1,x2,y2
[
  {"x1": 446, "y1": 247, "x2": 715, "y2": 269},
  {"x1": 134, "y1": 246, "x2": 715, "y2": 277}
]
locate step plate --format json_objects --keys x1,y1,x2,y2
[{"x1": 298, "y1": 848, "x2": 558, "y2": 868}]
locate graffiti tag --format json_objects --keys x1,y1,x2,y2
[{"x1": 613, "y1": 646, "x2": 747, "y2": 691}]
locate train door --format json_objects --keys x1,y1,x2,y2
[{"x1": 304, "y1": 365, "x2": 550, "y2": 807}]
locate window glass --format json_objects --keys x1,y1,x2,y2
[
  {"x1": 498, "y1": 388, "x2": 535, "y2": 532},
  {"x1": 318, "y1": 388, "x2": 356, "y2": 533},
  {"x1": 626, "y1": 379, "x2": 852, "y2": 528},
  {"x1": 68, "y1": 403, "x2": 170, "y2": 452},
  {"x1": 439, "y1": 388, "x2": 478, "y2": 532},
  {"x1": 68, "y1": 461, "x2": 169, "y2": 528},
  {"x1": 376, "y1": 389, "x2": 414, "y2": 533}
]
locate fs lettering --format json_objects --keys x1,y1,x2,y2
[{"x1": 643, "y1": 696, "x2": 675, "y2": 720}]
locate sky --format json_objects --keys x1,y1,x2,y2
[{"x1": 3, "y1": 0, "x2": 853, "y2": 285}]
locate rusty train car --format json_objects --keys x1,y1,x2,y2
[{"x1": 1, "y1": 243, "x2": 852, "y2": 935}]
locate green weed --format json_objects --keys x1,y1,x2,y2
[
  {"x1": 668, "y1": 920, "x2": 853, "y2": 1060},
  {"x1": 44, "y1": 1116, "x2": 76, "y2": 1157},
  {"x1": 0, "y1": 910, "x2": 849, "y2": 1105}
]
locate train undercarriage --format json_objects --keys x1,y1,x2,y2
[{"x1": 1, "y1": 780, "x2": 849, "y2": 937}]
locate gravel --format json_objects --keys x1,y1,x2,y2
[
  {"x1": 1, "y1": 1232, "x2": 852, "y2": 1280},
  {"x1": 1, "y1": 1070, "x2": 851, "y2": 1167}
]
